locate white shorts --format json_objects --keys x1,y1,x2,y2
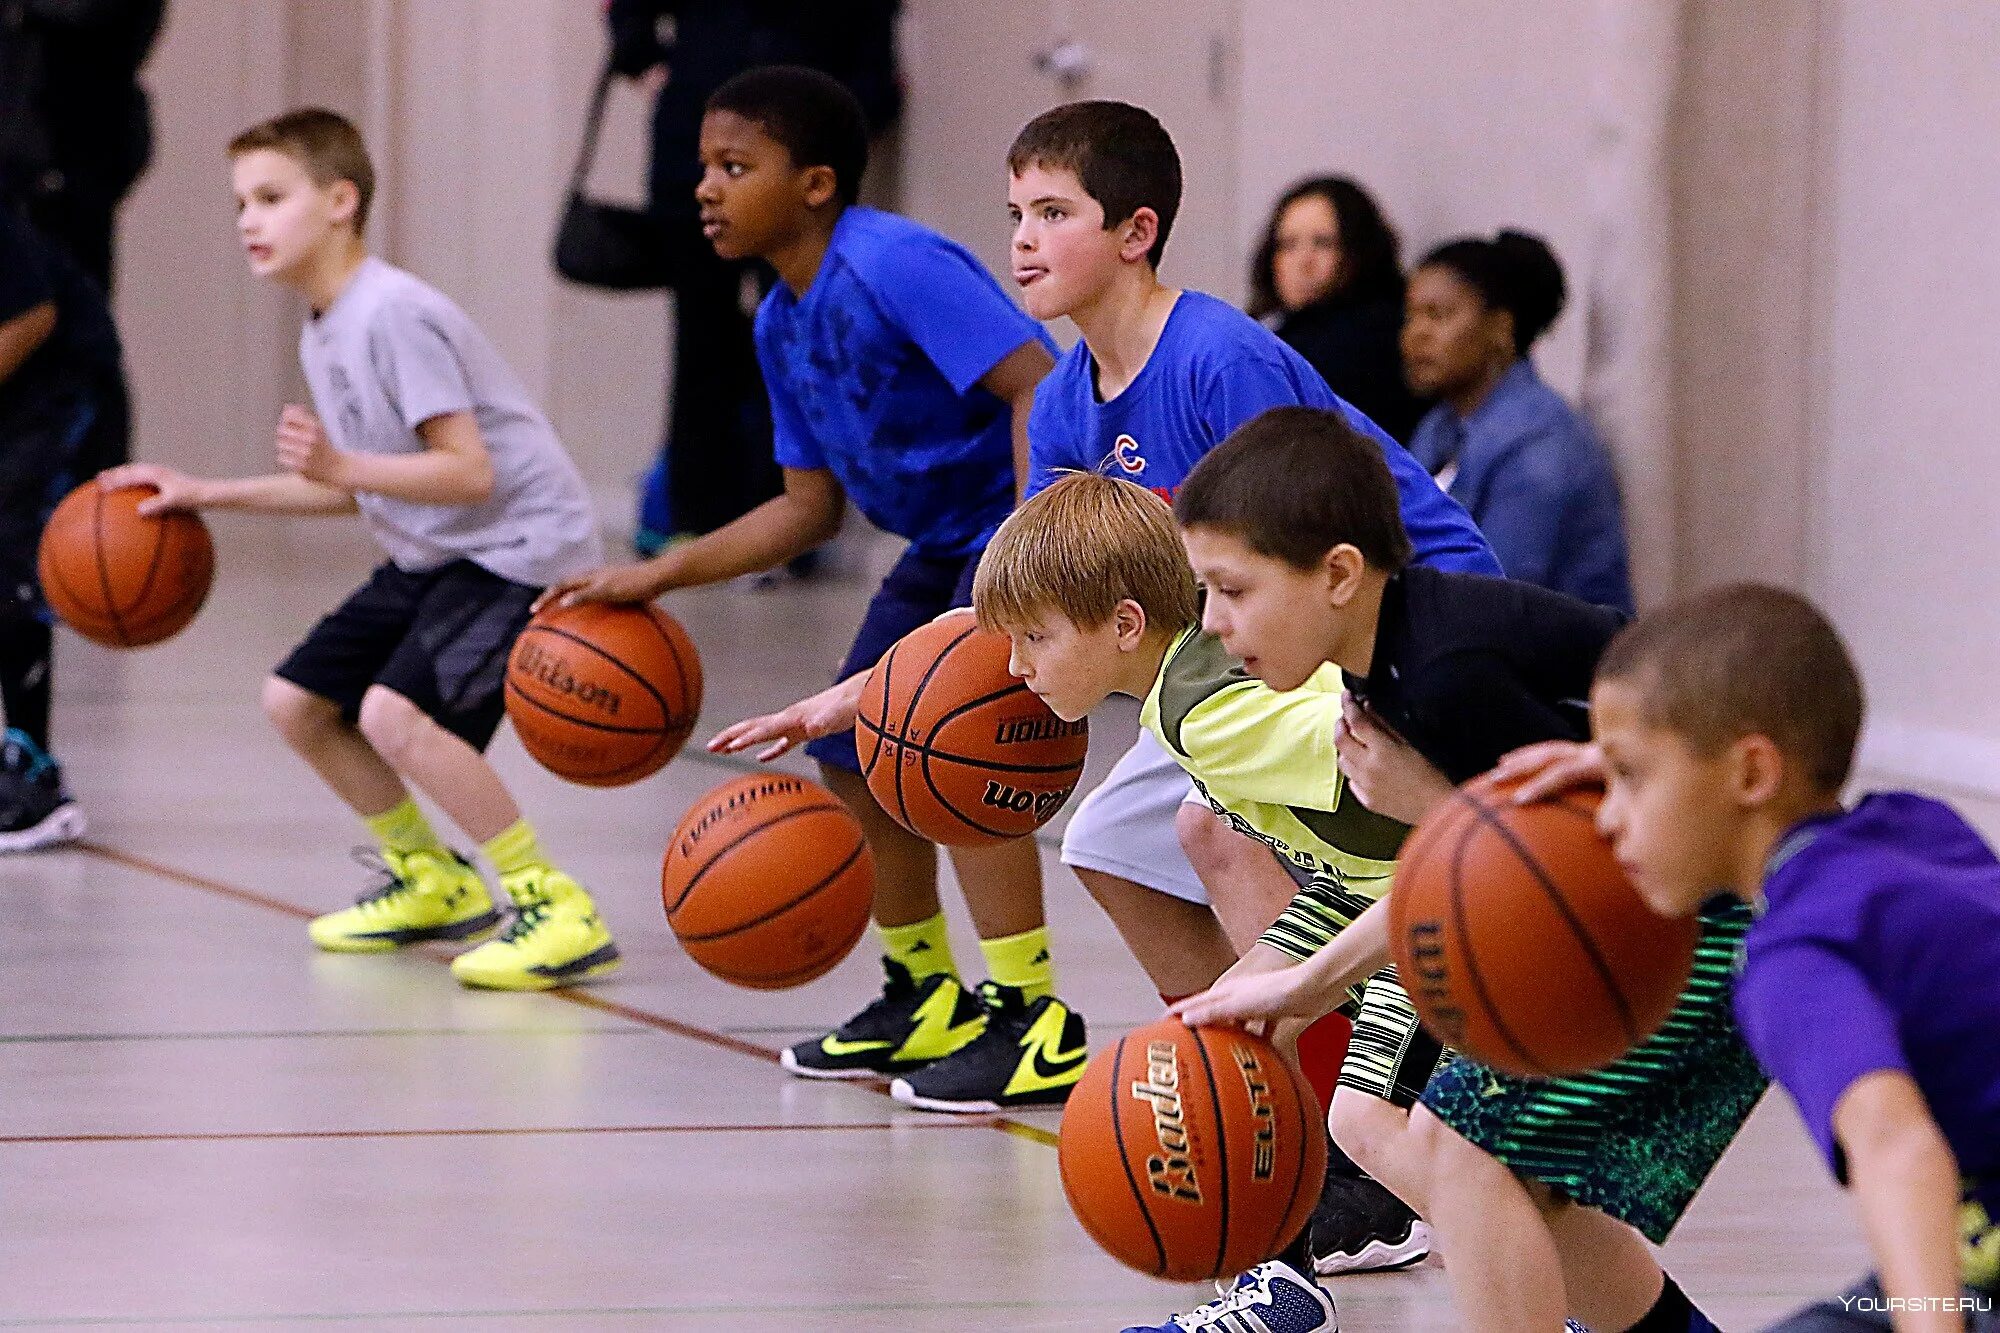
[{"x1": 1058, "y1": 730, "x2": 1210, "y2": 903}]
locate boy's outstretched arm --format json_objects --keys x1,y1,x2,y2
[
  {"x1": 1835, "y1": 1071, "x2": 1970, "y2": 1330},
  {"x1": 977, "y1": 339, "x2": 1056, "y2": 502},
  {"x1": 708, "y1": 673, "x2": 868, "y2": 763},
  {"x1": 1174, "y1": 896, "x2": 1392, "y2": 1027},
  {"x1": 548, "y1": 466, "x2": 845, "y2": 607},
  {"x1": 101, "y1": 461, "x2": 358, "y2": 517}
]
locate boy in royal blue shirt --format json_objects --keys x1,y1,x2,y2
[
  {"x1": 554, "y1": 67, "x2": 1069, "y2": 1108},
  {"x1": 1505, "y1": 585, "x2": 1999, "y2": 1330}
]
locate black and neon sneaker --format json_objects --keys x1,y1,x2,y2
[
  {"x1": 1308, "y1": 1168, "x2": 1432, "y2": 1275},
  {"x1": 0, "y1": 728, "x2": 86, "y2": 854},
  {"x1": 780, "y1": 958, "x2": 987, "y2": 1080},
  {"x1": 888, "y1": 982, "x2": 1087, "y2": 1113}
]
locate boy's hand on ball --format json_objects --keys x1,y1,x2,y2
[
  {"x1": 1172, "y1": 954, "x2": 1324, "y2": 1029},
  {"x1": 708, "y1": 674, "x2": 865, "y2": 762},
  {"x1": 98, "y1": 462, "x2": 207, "y2": 515},
  {"x1": 1494, "y1": 740, "x2": 1607, "y2": 805},
  {"x1": 274, "y1": 405, "x2": 349, "y2": 487},
  {"x1": 540, "y1": 563, "x2": 667, "y2": 611}
]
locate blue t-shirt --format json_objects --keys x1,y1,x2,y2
[
  {"x1": 1737, "y1": 793, "x2": 2000, "y2": 1220},
  {"x1": 1408, "y1": 360, "x2": 1634, "y2": 612},
  {"x1": 755, "y1": 207, "x2": 1054, "y2": 557},
  {"x1": 1027, "y1": 290, "x2": 1497, "y2": 575}
]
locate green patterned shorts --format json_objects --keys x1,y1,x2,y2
[{"x1": 1419, "y1": 901, "x2": 1768, "y2": 1244}]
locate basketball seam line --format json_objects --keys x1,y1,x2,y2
[
  {"x1": 642, "y1": 607, "x2": 702, "y2": 734},
  {"x1": 501, "y1": 677, "x2": 680, "y2": 738},
  {"x1": 90, "y1": 485, "x2": 132, "y2": 647},
  {"x1": 1104, "y1": 1034, "x2": 1171, "y2": 1276},
  {"x1": 852, "y1": 712, "x2": 1089, "y2": 775},
  {"x1": 663, "y1": 800, "x2": 848, "y2": 916},
  {"x1": 889, "y1": 624, "x2": 977, "y2": 835},
  {"x1": 1448, "y1": 797, "x2": 1549, "y2": 1077},
  {"x1": 1459, "y1": 790, "x2": 1643, "y2": 1043},
  {"x1": 1191, "y1": 1027, "x2": 1231, "y2": 1279},
  {"x1": 672, "y1": 827, "x2": 867, "y2": 941},
  {"x1": 129, "y1": 491, "x2": 172, "y2": 625},
  {"x1": 1272, "y1": 1043, "x2": 1314, "y2": 1265}
]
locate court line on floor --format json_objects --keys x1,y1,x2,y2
[
  {"x1": 73, "y1": 840, "x2": 1062, "y2": 1150},
  {"x1": 0, "y1": 1119, "x2": 993, "y2": 1147},
  {"x1": 0, "y1": 1026, "x2": 649, "y2": 1045}
]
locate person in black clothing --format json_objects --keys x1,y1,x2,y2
[
  {"x1": 1166, "y1": 405, "x2": 1763, "y2": 1333},
  {"x1": 0, "y1": 0, "x2": 167, "y2": 292},
  {"x1": 0, "y1": 207, "x2": 130, "y2": 851},
  {"x1": 1246, "y1": 178, "x2": 1426, "y2": 443},
  {"x1": 605, "y1": 1, "x2": 901, "y2": 552}
]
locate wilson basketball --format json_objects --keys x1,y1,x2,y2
[
  {"x1": 504, "y1": 601, "x2": 702, "y2": 786},
  {"x1": 1058, "y1": 1017, "x2": 1326, "y2": 1282},
  {"x1": 36, "y1": 479, "x2": 215, "y2": 648},
  {"x1": 1388, "y1": 773, "x2": 1701, "y2": 1078},
  {"x1": 857, "y1": 610, "x2": 1088, "y2": 845},
  {"x1": 661, "y1": 773, "x2": 874, "y2": 989}
]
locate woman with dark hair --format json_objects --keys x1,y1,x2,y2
[
  {"x1": 1403, "y1": 229, "x2": 1634, "y2": 612},
  {"x1": 1247, "y1": 176, "x2": 1426, "y2": 441}
]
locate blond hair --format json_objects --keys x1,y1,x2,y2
[
  {"x1": 228, "y1": 108, "x2": 375, "y2": 234},
  {"x1": 973, "y1": 473, "x2": 1200, "y2": 634}
]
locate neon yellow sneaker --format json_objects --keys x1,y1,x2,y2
[
  {"x1": 888, "y1": 983, "x2": 1088, "y2": 1112},
  {"x1": 778, "y1": 959, "x2": 988, "y2": 1080},
  {"x1": 308, "y1": 849, "x2": 501, "y2": 953},
  {"x1": 449, "y1": 866, "x2": 620, "y2": 991}
]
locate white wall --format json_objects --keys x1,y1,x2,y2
[{"x1": 1814, "y1": 3, "x2": 2000, "y2": 795}]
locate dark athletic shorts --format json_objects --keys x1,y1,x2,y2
[
  {"x1": 805, "y1": 545, "x2": 982, "y2": 775},
  {"x1": 1419, "y1": 900, "x2": 1768, "y2": 1244},
  {"x1": 2, "y1": 383, "x2": 125, "y2": 619},
  {"x1": 275, "y1": 560, "x2": 539, "y2": 750}
]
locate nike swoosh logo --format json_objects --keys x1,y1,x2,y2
[
  {"x1": 1004, "y1": 1007, "x2": 1087, "y2": 1096},
  {"x1": 820, "y1": 1036, "x2": 894, "y2": 1057}
]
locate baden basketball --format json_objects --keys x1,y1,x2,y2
[
  {"x1": 857, "y1": 610, "x2": 1088, "y2": 845},
  {"x1": 1388, "y1": 773, "x2": 1700, "y2": 1078},
  {"x1": 661, "y1": 773, "x2": 874, "y2": 989},
  {"x1": 36, "y1": 479, "x2": 215, "y2": 648},
  {"x1": 504, "y1": 601, "x2": 702, "y2": 786},
  {"x1": 1058, "y1": 1017, "x2": 1326, "y2": 1282}
]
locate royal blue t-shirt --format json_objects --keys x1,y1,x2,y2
[
  {"x1": 755, "y1": 206, "x2": 1054, "y2": 557},
  {"x1": 1026, "y1": 290, "x2": 1497, "y2": 575},
  {"x1": 1737, "y1": 793, "x2": 2000, "y2": 1218}
]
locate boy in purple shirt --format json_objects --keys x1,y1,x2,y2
[{"x1": 1505, "y1": 583, "x2": 1999, "y2": 1329}]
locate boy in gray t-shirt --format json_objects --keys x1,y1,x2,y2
[{"x1": 106, "y1": 108, "x2": 616, "y2": 992}]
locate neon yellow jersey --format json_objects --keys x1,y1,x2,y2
[{"x1": 1140, "y1": 626, "x2": 1407, "y2": 900}]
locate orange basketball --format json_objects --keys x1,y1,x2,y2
[
  {"x1": 1388, "y1": 774, "x2": 1701, "y2": 1079},
  {"x1": 661, "y1": 773, "x2": 874, "y2": 989},
  {"x1": 503, "y1": 601, "x2": 702, "y2": 786},
  {"x1": 857, "y1": 610, "x2": 1088, "y2": 845},
  {"x1": 1058, "y1": 1017, "x2": 1326, "y2": 1282},
  {"x1": 36, "y1": 479, "x2": 214, "y2": 648}
]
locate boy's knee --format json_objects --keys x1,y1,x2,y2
[
  {"x1": 356, "y1": 685, "x2": 425, "y2": 763},
  {"x1": 261, "y1": 676, "x2": 339, "y2": 740},
  {"x1": 1174, "y1": 800, "x2": 1228, "y2": 870},
  {"x1": 1327, "y1": 1088, "x2": 1401, "y2": 1171}
]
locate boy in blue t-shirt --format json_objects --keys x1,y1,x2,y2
[
  {"x1": 1503, "y1": 585, "x2": 1999, "y2": 1329},
  {"x1": 554, "y1": 67, "x2": 1071, "y2": 1108}
]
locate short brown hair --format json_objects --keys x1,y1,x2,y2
[
  {"x1": 1596, "y1": 584, "x2": 1864, "y2": 795},
  {"x1": 973, "y1": 473, "x2": 1200, "y2": 635},
  {"x1": 1174, "y1": 406, "x2": 1413, "y2": 572},
  {"x1": 1007, "y1": 101, "x2": 1182, "y2": 268},
  {"x1": 228, "y1": 108, "x2": 375, "y2": 234}
]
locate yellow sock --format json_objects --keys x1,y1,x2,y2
[
  {"x1": 878, "y1": 912, "x2": 958, "y2": 982},
  {"x1": 364, "y1": 798, "x2": 443, "y2": 857},
  {"x1": 483, "y1": 819, "x2": 551, "y2": 879},
  {"x1": 980, "y1": 925, "x2": 1055, "y2": 1001}
]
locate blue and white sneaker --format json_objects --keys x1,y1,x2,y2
[
  {"x1": 0, "y1": 728, "x2": 85, "y2": 853},
  {"x1": 1121, "y1": 1260, "x2": 1337, "y2": 1333}
]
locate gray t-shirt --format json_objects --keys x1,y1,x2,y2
[{"x1": 298, "y1": 258, "x2": 604, "y2": 587}]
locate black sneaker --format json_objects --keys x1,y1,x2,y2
[
  {"x1": 1308, "y1": 1168, "x2": 1432, "y2": 1275},
  {"x1": 780, "y1": 958, "x2": 987, "y2": 1080},
  {"x1": 0, "y1": 729, "x2": 86, "y2": 854},
  {"x1": 888, "y1": 982, "x2": 1087, "y2": 1113}
]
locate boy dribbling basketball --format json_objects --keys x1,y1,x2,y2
[{"x1": 102, "y1": 109, "x2": 616, "y2": 991}]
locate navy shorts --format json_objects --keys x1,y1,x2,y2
[
  {"x1": 805, "y1": 545, "x2": 981, "y2": 774},
  {"x1": 275, "y1": 560, "x2": 539, "y2": 751}
]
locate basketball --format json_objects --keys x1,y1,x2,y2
[
  {"x1": 857, "y1": 610, "x2": 1088, "y2": 845},
  {"x1": 661, "y1": 773, "x2": 874, "y2": 989},
  {"x1": 36, "y1": 479, "x2": 215, "y2": 648},
  {"x1": 1388, "y1": 774, "x2": 1701, "y2": 1079},
  {"x1": 1058, "y1": 1016, "x2": 1326, "y2": 1282},
  {"x1": 503, "y1": 601, "x2": 703, "y2": 786}
]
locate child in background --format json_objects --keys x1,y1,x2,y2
[{"x1": 104, "y1": 109, "x2": 616, "y2": 991}]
